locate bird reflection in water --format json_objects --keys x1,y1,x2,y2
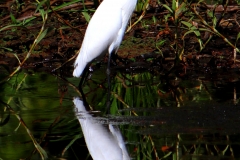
[{"x1": 73, "y1": 97, "x2": 130, "y2": 160}]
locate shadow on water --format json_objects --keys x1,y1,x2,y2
[{"x1": 1, "y1": 64, "x2": 240, "y2": 160}]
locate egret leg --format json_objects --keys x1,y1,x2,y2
[
  {"x1": 78, "y1": 64, "x2": 91, "y2": 109},
  {"x1": 106, "y1": 53, "x2": 112, "y2": 113},
  {"x1": 77, "y1": 64, "x2": 93, "y2": 111},
  {"x1": 78, "y1": 64, "x2": 90, "y2": 90},
  {"x1": 78, "y1": 86, "x2": 90, "y2": 111}
]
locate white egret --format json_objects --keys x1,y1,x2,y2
[
  {"x1": 73, "y1": 0, "x2": 137, "y2": 77},
  {"x1": 73, "y1": 97, "x2": 130, "y2": 160}
]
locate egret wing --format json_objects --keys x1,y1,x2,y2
[{"x1": 82, "y1": 5, "x2": 123, "y2": 60}]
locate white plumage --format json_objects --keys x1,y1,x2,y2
[
  {"x1": 73, "y1": 97, "x2": 130, "y2": 160},
  {"x1": 73, "y1": 0, "x2": 137, "y2": 77}
]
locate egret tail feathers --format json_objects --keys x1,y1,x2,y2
[{"x1": 73, "y1": 55, "x2": 88, "y2": 77}]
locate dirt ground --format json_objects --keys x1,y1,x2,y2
[{"x1": 0, "y1": 0, "x2": 240, "y2": 80}]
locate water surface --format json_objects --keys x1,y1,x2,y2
[{"x1": 0, "y1": 66, "x2": 240, "y2": 160}]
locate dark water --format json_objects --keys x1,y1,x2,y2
[{"x1": 0, "y1": 66, "x2": 240, "y2": 160}]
